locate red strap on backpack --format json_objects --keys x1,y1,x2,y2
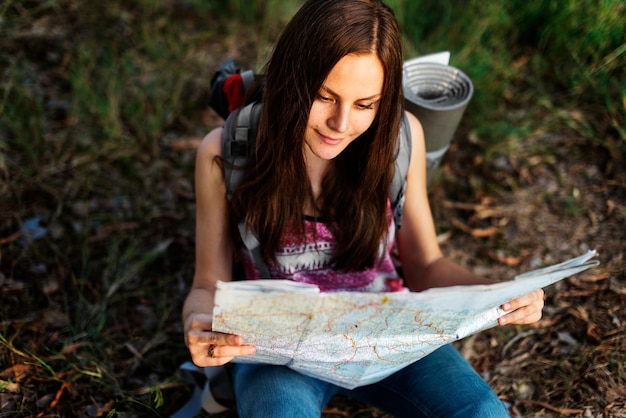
[{"x1": 222, "y1": 74, "x2": 245, "y2": 114}]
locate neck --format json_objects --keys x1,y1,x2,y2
[
  {"x1": 303, "y1": 152, "x2": 331, "y2": 217},
  {"x1": 305, "y1": 157, "x2": 329, "y2": 198}
]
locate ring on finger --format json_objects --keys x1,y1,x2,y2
[{"x1": 207, "y1": 344, "x2": 216, "y2": 358}]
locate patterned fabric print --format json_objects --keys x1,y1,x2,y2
[{"x1": 242, "y1": 205, "x2": 406, "y2": 293}]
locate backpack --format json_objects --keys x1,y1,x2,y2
[{"x1": 210, "y1": 60, "x2": 412, "y2": 277}]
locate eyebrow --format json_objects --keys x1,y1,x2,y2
[{"x1": 320, "y1": 85, "x2": 381, "y2": 101}]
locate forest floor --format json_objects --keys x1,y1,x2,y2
[{"x1": 1, "y1": 3, "x2": 625, "y2": 416}]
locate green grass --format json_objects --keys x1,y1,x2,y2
[
  {"x1": 389, "y1": 0, "x2": 625, "y2": 149},
  {"x1": 1, "y1": 0, "x2": 624, "y2": 415}
]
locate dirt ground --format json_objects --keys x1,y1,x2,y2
[{"x1": 389, "y1": 130, "x2": 625, "y2": 417}]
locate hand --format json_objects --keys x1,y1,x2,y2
[
  {"x1": 498, "y1": 288, "x2": 544, "y2": 325},
  {"x1": 185, "y1": 313, "x2": 256, "y2": 366}
]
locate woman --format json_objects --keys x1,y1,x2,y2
[{"x1": 183, "y1": 0, "x2": 544, "y2": 416}]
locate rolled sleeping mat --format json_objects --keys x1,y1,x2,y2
[{"x1": 403, "y1": 60, "x2": 474, "y2": 185}]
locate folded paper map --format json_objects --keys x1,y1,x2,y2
[{"x1": 212, "y1": 250, "x2": 599, "y2": 389}]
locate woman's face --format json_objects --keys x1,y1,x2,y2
[{"x1": 304, "y1": 53, "x2": 384, "y2": 166}]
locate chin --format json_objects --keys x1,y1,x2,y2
[{"x1": 315, "y1": 146, "x2": 345, "y2": 161}]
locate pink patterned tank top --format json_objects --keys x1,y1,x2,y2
[{"x1": 241, "y1": 205, "x2": 406, "y2": 293}]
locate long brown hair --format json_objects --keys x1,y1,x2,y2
[{"x1": 229, "y1": 0, "x2": 404, "y2": 271}]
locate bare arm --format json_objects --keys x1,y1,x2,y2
[
  {"x1": 396, "y1": 112, "x2": 543, "y2": 325},
  {"x1": 182, "y1": 127, "x2": 255, "y2": 366}
]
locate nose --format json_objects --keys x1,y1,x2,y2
[{"x1": 327, "y1": 105, "x2": 349, "y2": 133}]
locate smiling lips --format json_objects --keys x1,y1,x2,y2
[{"x1": 317, "y1": 131, "x2": 343, "y2": 146}]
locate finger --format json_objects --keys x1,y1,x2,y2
[
  {"x1": 187, "y1": 330, "x2": 243, "y2": 346},
  {"x1": 189, "y1": 313, "x2": 214, "y2": 330},
  {"x1": 190, "y1": 343, "x2": 256, "y2": 367},
  {"x1": 501, "y1": 289, "x2": 544, "y2": 312},
  {"x1": 207, "y1": 343, "x2": 257, "y2": 360},
  {"x1": 499, "y1": 296, "x2": 544, "y2": 325},
  {"x1": 184, "y1": 314, "x2": 215, "y2": 347}
]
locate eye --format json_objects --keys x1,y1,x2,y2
[
  {"x1": 357, "y1": 103, "x2": 375, "y2": 110},
  {"x1": 316, "y1": 94, "x2": 333, "y2": 102}
]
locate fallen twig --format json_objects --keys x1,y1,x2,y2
[
  {"x1": 517, "y1": 399, "x2": 584, "y2": 416},
  {"x1": 0, "y1": 231, "x2": 21, "y2": 246},
  {"x1": 450, "y1": 217, "x2": 499, "y2": 238}
]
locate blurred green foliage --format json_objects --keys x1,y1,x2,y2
[{"x1": 388, "y1": 0, "x2": 625, "y2": 147}]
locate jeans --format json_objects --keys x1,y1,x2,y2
[{"x1": 231, "y1": 344, "x2": 508, "y2": 418}]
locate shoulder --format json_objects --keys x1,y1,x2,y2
[
  {"x1": 403, "y1": 111, "x2": 424, "y2": 147},
  {"x1": 195, "y1": 127, "x2": 227, "y2": 195},
  {"x1": 197, "y1": 126, "x2": 223, "y2": 160}
]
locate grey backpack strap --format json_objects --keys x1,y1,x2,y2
[
  {"x1": 222, "y1": 102, "x2": 271, "y2": 278},
  {"x1": 238, "y1": 222, "x2": 271, "y2": 278},
  {"x1": 240, "y1": 69, "x2": 256, "y2": 92},
  {"x1": 390, "y1": 112, "x2": 412, "y2": 228},
  {"x1": 222, "y1": 101, "x2": 263, "y2": 199}
]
